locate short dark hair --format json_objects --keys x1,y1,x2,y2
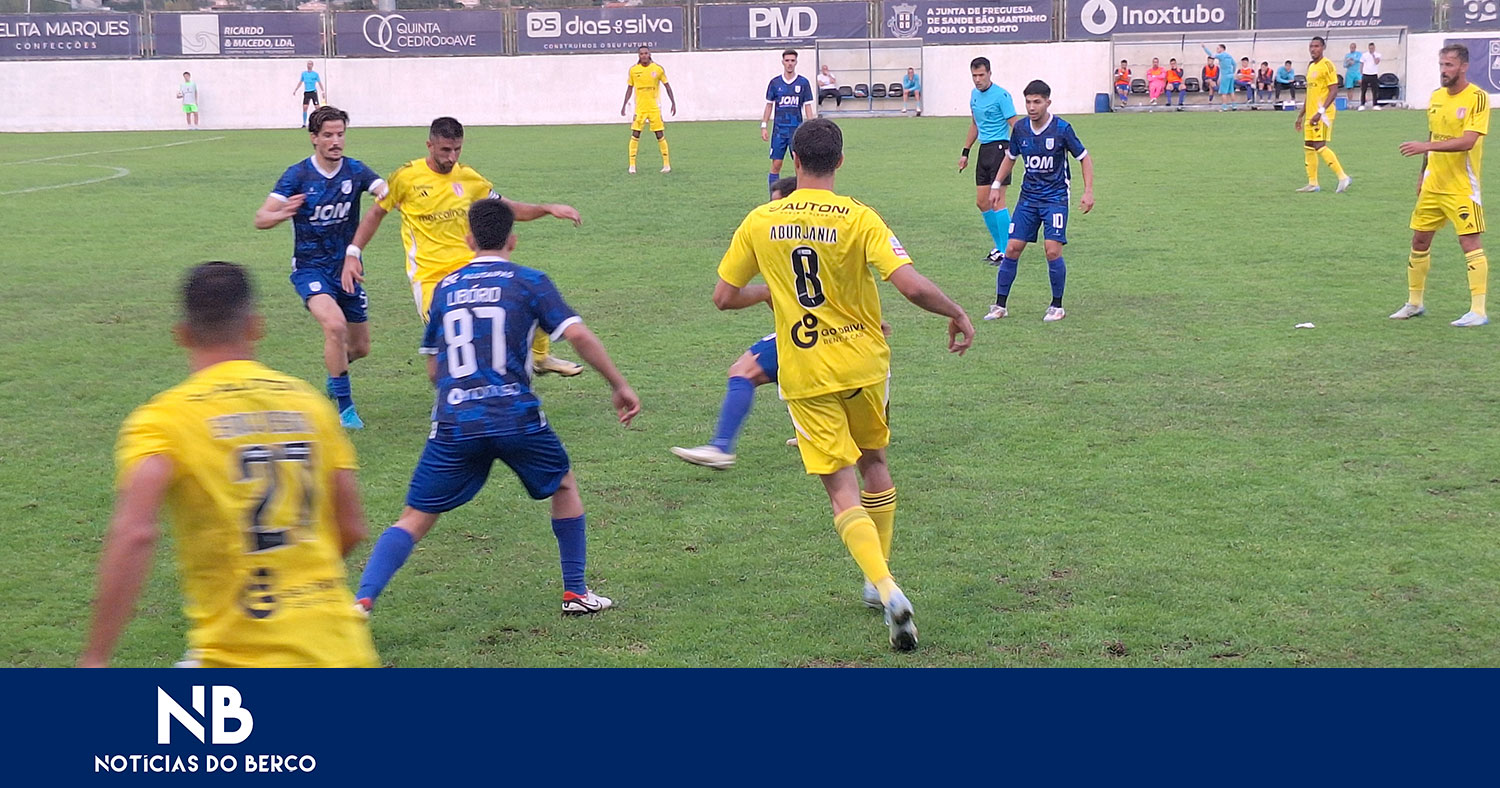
[
  {"x1": 971, "y1": 57, "x2": 990, "y2": 72},
  {"x1": 429, "y1": 116, "x2": 464, "y2": 140},
  {"x1": 770, "y1": 176, "x2": 798, "y2": 199},
  {"x1": 308, "y1": 105, "x2": 349, "y2": 135},
  {"x1": 1285, "y1": 60, "x2": 1293, "y2": 65},
  {"x1": 1240, "y1": 57, "x2": 1249, "y2": 63},
  {"x1": 1311, "y1": 36, "x2": 1325, "y2": 45},
  {"x1": 791, "y1": 117, "x2": 841, "y2": 177},
  {"x1": 782, "y1": 49, "x2": 797, "y2": 58},
  {"x1": 1440, "y1": 43, "x2": 1471, "y2": 64},
  {"x1": 1024, "y1": 79, "x2": 1051, "y2": 98},
  {"x1": 181, "y1": 262, "x2": 254, "y2": 346},
  {"x1": 468, "y1": 198, "x2": 515, "y2": 251}
]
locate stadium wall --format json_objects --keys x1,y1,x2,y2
[{"x1": 0, "y1": 34, "x2": 1456, "y2": 133}]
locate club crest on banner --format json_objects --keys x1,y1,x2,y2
[{"x1": 886, "y1": 3, "x2": 920, "y2": 38}]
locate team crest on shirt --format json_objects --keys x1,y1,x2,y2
[
  {"x1": 1458, "y1": 107, "x2": 1468, "y2": 119},
  {"x1": 795, "y1": 85, "x2": 802, "y2": 93},
  {"x1": 1046, "y1": 137, "x2": 1055, "y2": 150},
  {"x1": 452, "y1": 183, "x2": 464, "y2": 196},
  {"x1": 341, "y1": 180, "x2": 352, "y2": 194}
]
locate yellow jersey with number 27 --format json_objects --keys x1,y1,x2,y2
[
  {"x1": 718, "y1": 188, "x2": 911, "y2": 400},
  {"x1": 115, "y1": 360, "x2": 377, "y2": 668}
]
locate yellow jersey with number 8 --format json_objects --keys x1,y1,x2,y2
[
  {"x1": 115, "y1": 360, "x2": 377, "y2": 668},
  {"x1": 718, "y1": 188, "x2": 911, "y2": 400}
]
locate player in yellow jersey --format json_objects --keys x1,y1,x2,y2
[
  {"x1": 342, "y1": 116, "x2": 586, "y2": 375},
  {"x1": 1393, "y1": 43, "x2": 1492, "y2": 327},
  {"x1": 80, "y1": 262, "x2": 378, "y2": 668},
  {"x1": 714, "y1": 118, "x2": 975, "y2": 651},
  {"x1": 1295, "y1": 36, "x2": 1353, "y2": 194},
  {"x1": 621, "y1": 46, "x2": 677, "y2": 174}
]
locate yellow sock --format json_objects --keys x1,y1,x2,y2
[
  {"x1": 1408, "y1": 249, "x2": 1431, "y2": 307},
  {"x1": 628, "y1": 136, "x2": 639, "y2": 167},
  {"x1": 860, "y1": 488, "x2": 897, "y2": 561},
  {"x1": 1318, "y1": 146, "x2": 1347, "y2": 180},
  {"x1": 833, "y1": 507, "x2": 893, "y2": 600},
  {"x1": 658, "y1": 137, "x2": 670, "y2": 167},
  {"x1": 1466, "y1": 249, "x2": 1488, "y2": 316},
  {"x1": 532, "y1": 332, "x2": 550, "y2": 364},
  {"x1": 1304, "y1": 147, "x2": 1319, "y2": 186}
]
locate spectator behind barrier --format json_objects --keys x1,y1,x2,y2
[
  {"x1": 817, "y1": 64, "x2": 840, "y2": 107},
  {"x1": 901, "y1": 67, "x2": 922, "y2": 115},
  {"x1": 1275, "y1": 60, "x2": 1297, "y2": 102}
]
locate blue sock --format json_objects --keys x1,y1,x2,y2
[
  {"x1": 551, "y1": 515, "x2": 587, "y2": 595},
  {"x1": 355, "y1": 527, "x2": 415, "y2": 603},
  {"x1": 996, "y1": 257, "x2": 1019, "y2": 302},
  {"x1": 710, "y1": 376, "x2": 755, "y2": 453},
  {"x1": 1047, "y1": 257, "x2": 1067, "y2": 306},
  {"x1": 768, "y1": 172, "x2": 778, "y2": 193},
  {"x1": 327, "y1": 373, "x2": 353, "y2": 413}
]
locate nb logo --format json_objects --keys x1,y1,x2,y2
[{"x1": 157, "y1": 686, "x2": 254, "y2": 745}]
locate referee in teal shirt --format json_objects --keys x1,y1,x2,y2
[{"x1": 959, "y1": 57, "x2": 1019, "y2": 264}]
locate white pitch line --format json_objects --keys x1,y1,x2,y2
[
  {"x1": 0, "y1": 135, "x2": 225, "y2": 167},
  {"x1": 0, "y1": 163, "x2": 131, "y2": 195}
]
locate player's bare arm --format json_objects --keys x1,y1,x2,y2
[
  {"x1": 712, "y1": 279, "x2": 772, "y2": 310},
  {"x1": 501, "y1": 197, "x2": 582, "y2": 226},
  {"x1": 331, "y1": 469, "x2": 368, "y2": 557},
  {"x1": 1078, "y1": 154, "x2": 1096, "y2": 213},
  {"x1": 254, "y1": 193, "x2": 305, "y2": 229},
  {"x1": 561, "y1": 321, "x2": 641, "y2": 426},
  {"x1": 887, "y1": 266, "x2": 974, "y2": 355},
  {"x1": 342, "y1": 203, "x2": 388, "y2": 293},
  {"x1": 761, "y1": 103, "x2": 774, "y2": 141},
  {"x1": 1401, "y1": 130, "x2": 1482, "y2": 157},
  {"x1": 621, "y1": 85, "x2": 635, "y2": 116},
  {"x1": 987, "y1": 155, "x2": 1017, "y2": 210},
  {"x1": 78, "y1": 454, "x2": 171, "y2": 668},
  {"x1": 665, "y1": 82, "x2": 678, "y2": 115},
  {"x1": 959, "y1": 120, "x2": 979, "y2": 171}
]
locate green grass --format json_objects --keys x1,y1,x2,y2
[{"x1": 2, "y1": 110, "x2": 1498, "y2": 667}]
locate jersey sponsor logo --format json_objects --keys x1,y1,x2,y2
[
  {"x1": 240, "y1": 567, "x2": 277, "y2": 620},
  {"x1": 1024, "y1": 154, "x2": 1057, "y2": 171},
  {"x1": 791, "y1": 313, "x2": 819, "y2": 348},
  {"x1": 415, "y1": 207, "x2": 468, "y2": 223},
  {"x1": 772, "y1": 200, "x2": 850, "y2": 215},
  {"x1": 310, "y1": 201, "x2": 351, "y2": 223},
  {"x1": 446, "y1": 383, "x2": 523, "y2": 405}
]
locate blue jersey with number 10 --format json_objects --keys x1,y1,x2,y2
[
  {"x1": 271, "y1": 157, "x2": 383, "y2": 274},
  {"x1": 1007, "y1": 115, "x2": 1088, "y2": 203},
  {"x1": 421, "y1": 257, "x2": 581, "y2": 439},
  {"x1": 767, "y1": 75, "x2": 813, "y2": 129}
]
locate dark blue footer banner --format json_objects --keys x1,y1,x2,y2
[{"x1": 1, "y1": 670, "x2": 1493, "y2": 782}]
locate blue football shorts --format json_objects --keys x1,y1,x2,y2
[
  {"x1": 770, "y1": 125, "x2": 798, "y2": 161},
  {"x1": 290, "y1": 267, "x2": 367, "y2": 323},
  {"x1": 405, "y1": 427, "x2": 572, "y2": 513},
  {"x1": 748, "y1": 333, "x2": 778, "y2": 382},
  {"x1": 1010, "y1": 197, "x2": 1070, "y2": 245}
]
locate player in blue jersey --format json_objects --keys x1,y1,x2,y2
[
  {"x1": 959, "y1": 57, "x2": 1020, "y2": 265},
  {"x1": 352, "y1": 199, "x2": 641, "y2": 617},
  {"x1": 761, "y1": 49, "x2": 815, "y2": 196},
  {"x1": 295, "y1": 61, "x2": 323, "y2": 127},
  {"x1": 254, "y1": 106, "x2": 387, "y2": 429},
  {"x1": 985, "y1": 80, "x2": 1095, "y2": 323}
]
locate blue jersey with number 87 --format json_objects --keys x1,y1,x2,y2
[{"x1": 420, "y1": 257, "x2": 580, "y2": 439}]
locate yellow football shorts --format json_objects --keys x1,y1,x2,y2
[
  {"x1": 786, "y1": 382, "x2": 890, "y2": 475},
  {"x1": 632, "y1": 108, "x2": 664, "y2": 133},
  {"x1": 1410, "y1": 191, "x2": 1486, "y2": 235},
  {"x1": 1303, "y1": 113, "x2": 1334, "y2": 143}
]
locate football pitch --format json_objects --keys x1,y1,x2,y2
[{"x1": 2, "y1": 110, "x2": 1498, "y2": 667}]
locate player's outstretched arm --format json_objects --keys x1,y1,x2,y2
[
  {"x1": 1402, "y1": 130, "x2": 1481, "y2": 156},
  {"x1": 560, "y1": 322, "x2": 641, "y2": 426},
  {"x1": 712, "y1": 279, "x2": 770, "y2": 311},
  {"x1": 1078, "y1": 154, "x2": 1096, "y2": 213},
  {"x1": 888, "y1": 266, "x2": 975, "y2": 355},
  {"x1": 342, "y1": 203, "x2": 388, "y2": 293},
  {"x1": 501, "y1": 197, "x2": 582, "y2": 226},
  {"x1": 254, "y1": 193, "x2": 305, "y2": 229},
  {"x1": 621, "y1": 85, "x2": 634, "y2": 116},
  {"x1": 331, "y1": 469, "x2": 368, "y2": 558},
  {"x1": 78, "y1": 455, "x2": 170, "y2": 667}
]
